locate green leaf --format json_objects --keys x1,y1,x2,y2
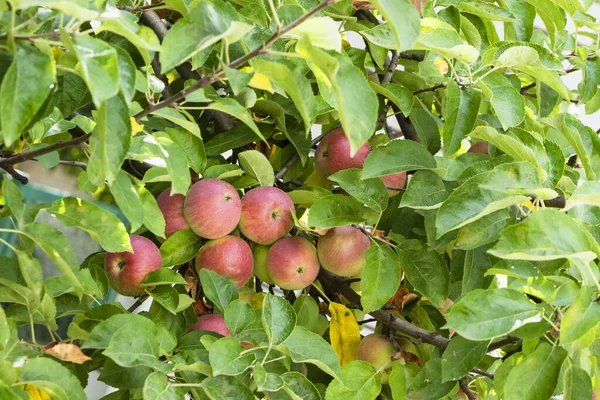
[
  {"x1": 72, "y1": 36, "x2": 120, "y2": 106},
  {"x1": 455, "y1": 209, "x2": 512, "y2": 249},
  {"x1": 223, "y1": 65, "x2": 252, "y2": 96},
  {"x1": 152, "y1": 135, "x2": 192, "y2": 196},
  {"x1": 471, "y1": 127, "x2": 543, "y2": 178},
  {"x1": 84, "y1": 314, "x2": 156, "y2": 349},
  {"x1": 204, "y1": 98, "x2": 265, "y2": 142},
  {"x1": 362, "y1": 140, "x2": 437, "y2": 179},
  {"x1": 489, "y1": 209, "x2": 598, "y2": 264},
  {"x1": 325, "y1": 360, "x2": 381, "y2": 400},
  {"x1": 560, "y1": 286, "x2": 600, "y2": 349},
  {"x1": 395, "y1": 239, "x2": 449, "y2": 308},
  {"x1": 293, "y1": 295, "x2": 319, "y2": 332},
  {"x1": 199, "y1": 269, "x2": 239, "y2": 313},
  {"x1": 368, "y1": 0, "x2": 420, "y2": 51},
  {"x1": 151, "y1": 108, "x2": 201, "y2": 138},
  {"x1": 147, "y1": 286, "x2": 180, "y2": 315},
  {"x1": 389, "y1": 365, "x2": 407, "y2": 400},
  {"x1": 297, "y1": 38, "x2": 377, "y2": 154},
  {"x1": 522, "y1": 0, "x2": 566, "y2": 46},
  {"x1": 307, "y1": 194, "x2": 366, "y2": 228},
  {"x1": 444, "y1": 289, "x2": 541, "y2": 340},
  {"x1": 165, "y1": 127, "x2": 206, "y2": 173},
  {"x1": 269, "y1": 372, "x2": 322, "y2": 400},
  {"x1": 19, "y1": 358, "x2": 86, "y2": 400},
  {"x1": 200, "y1": 375, "x2": 254, "y2": 400},
  {"x1": 253, "y1": 363, "x2": 284, "y2": 392},
  {"x1": 103, "y1": 321, "x2": 164, "y2": 370},
  {"x1": 490, "y1": 86, "x2": 526, "y2": 130},
  {"x1": 0, "y1": 43, "x2": 55, "y2": 146},
  {"x1": 160, "y1": 230, "x2": 202, "y2": 267},
  {"x1": 22, "y1": 222, "x2": 84, "y2": 297},
  {"x1": 262, "y1": 293, "x2": 297, "y2": 345},
  {"x1": 369, "y1": 82, "x2": 414, "y2": 116},
  {"x1": 399, "y1": 170, "x2": 447, "y2": 210},
  {"x1": 114, "y1": 47, "x2": 136, "y2": 104},
  {"x1": 209, "y1": 337, "x2": 255, "y2": 376},
  {"x1": 565, "y1": 181, "x2": 600, "y2": 210},
  {"x1": 459, "y1": 2, "x2": 516, "y2": 21},
  {"x1": 441, "y1": 336, "x2": 488, "y2": 382},
  {"x1": 160, "y1": 0, "x2": 251, "y2": 72},
  {"x1": 15, "y1": 251, "x2": 44, "y2": 302},
  {"x1": 442, "y1": 82, "x2": 481, "y2": 156},
  {"x1": 329, "y1": 168, "x2": 388, "y2": 213},
  {"x1": 88, "y1": 95, "x2": 132, "y2": 185},
  {"x1": 143, "y1": 372, "x2": 185, "y2": 399},
  {"x1": 579, "y1": 56, "x2": 600, "y2": 103},
  {"x1": 2, "y1": 178, "x2": 25, "y2": 222},
  {"x1": 406, "y1": 358, "x2": 456, "y2": 400},
  {"x1": 436, "y1": 162, "x2": 557, "y2": 237},
  {"x1": 137, "y1": 185, "x2": 167, "y2": 239},
  {"x1": 280, "y1": 326, "x2": 341, "y2": 380},
  {"x1": 99, "y1": 359, "x2": 152, "y2": 389},
  {"x1": 205, "y1": 124, "x2": 274, "y2": 156},
  {"x1": 504, "y1": 343, "x2": 567, "y2": 400},
  {"x1": 100, "y1": 12, "x2": 161, "y2": 56},
  {"x1": 142, "y1": 268, "x2": 187, "y2": 287},
  {"x1": 109, "y1": 171, "x2": 144, "y2": 232},
  {"x1": 238, "y1": 150, "x2": 274, "y2": 187},
  {"x1": 45, "y1": 197, "x2": 131, "y2": 252},
  {"x1": 360, "y1": 23, "x2": 398, "y2": 49},
  {"x1": 563, "y1": 365, "x2": 593, "y2": 400},
  {"x1": 253, "y1": 59, "x2": 316, "y2": 132},
  {"x1": 13, "y1": 0, "x2": 100, "y2": 20},
  {"x1": 224, "y1": 300, "x2": 255, "y2": 334},
  {"x1": 360, "y1": 245, "x2": 401, "y2": 313}
]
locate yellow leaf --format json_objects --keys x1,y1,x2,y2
[
  {"x1": 24, "y1": 385, "x2": 51, "y2": 400},
  {"x1": 131, "y1": 117, "x2": 144, "y2": 136},
  {"x1": 434, "y1": 57, "x2": 449, "y2": 75},
  {"x1": 249, "y1": 73, "x2": 274, "y2": 94},
  {"x1": 166, "y1": 71, "x2": 178, "y2": 84},
  {"x1": 329, "y1": 302, "x2": 361, "y2": 366},
  {"x1": 43, "y1": 343, "x2": 92, "y2": 364}
]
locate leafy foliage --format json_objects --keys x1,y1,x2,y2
[{"x1": 1, "y1": 0, "x2": 600, "y2": 399}]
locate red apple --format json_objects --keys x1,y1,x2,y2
[
  {"x1": 188, "y1": 314, "x2": 230, "y2": 336},
  {"x1": 267, "y1": 237, "x2": 320, "y2": 290},
  {"x1": 381, "y1": 172, "x2": 407, "y2": 197},
  {"x1": 356, "y1": 334, "x2": 399, "y2": 384},
  {"x1": 104, "y1": 235, "x2": 163, "y2": 297},
  {"x1": 157, "y1": 189, "x2": 189, "y2": 238},
  {"x1": 184, "y1": 179, "x2": 241, "y2": 239},
  {"x1": 239, "y1": 186, "x2": 296, "y2": 245},
  {"x1": 317, "y1": 226, "x2": 370, "y2": 277},
  {"x1": 195, "y1": 235, "x2": 253, "y2": 288},
  {"x1": 252, "y1": 244, "x2": 275, "y2": 284},
  {"x1": 315, "y1": 128, "x2": 371, "y2": 179}
]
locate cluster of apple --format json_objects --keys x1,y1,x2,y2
[{"x1": 104, "y1": 128, "x2": 407, "y2": 298}]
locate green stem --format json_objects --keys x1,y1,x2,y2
[{"x1": 311, "y1": 282, "x2": 331, "y2": 303}]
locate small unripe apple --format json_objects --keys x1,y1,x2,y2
[
  {"x1": 188, "y1": 314, "x2": 230, "y2": 336},
  {"x1": 156, "y1": 189, "x2": 189, "y2": 238},
  {"x1": 467, "y1": 141, "x2": 489, "y2": 154},
  {"x1": 239, "y1": 186, "x2": 295, "y2": 245},
  {"x1": 317, "y1": 226, "x2": 370, "y2": 277},
  {"x1": 267, "y1": 237, "x2": 320, "y2": 290},
  {"x1": 381, "y1": 172, "x2": 407, "y2": 197},
  {"x1": 195, "y1": 236, "x2": 253, "y2": 288},
  {"x1": 104, "y1": 235, "x2": 163, "y2": 297},
  {"x1": 356, "y1": 334, "x2": 400, "y2": 384},
  {"x1": 252, "y1": 244, "x2": 275, "y2": 284},
  {"x1": 315, "y1": 128, "x2": 371, "y2": 179},
  {"x1": 184, "y1": 179, "x2": 241, "y2": 239}
]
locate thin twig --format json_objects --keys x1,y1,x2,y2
[
  {"x1": 459, "y1": 377, "x2": 477, "y2": 400},
  {"x1": 274, "y1": 132, "x2": 328, "y2": 180},
  {"x1": 133, "y1": 0, "x2": 336, "y2": 121},
  {"x1": 0, "y1": 133, "x2": 91, "y2": 168},
  {"x1": 120, "y1": 1, "x2": 166, "y2": 12},
  {"x1": 471, "y1": 367, "x2": 494, "y2": 379},
  {"x1": 1, "y1": 165, "x2": 28, "y2": 184},
  {"x1": 127, "y1": 295, "x2": 149, "y2": 313},
  {"x1": 413, "y1": 83, "x2": 447, "y2": 95},
  {"x1": 382, "y1": 51, "x2": 399, "y2": 85}
]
